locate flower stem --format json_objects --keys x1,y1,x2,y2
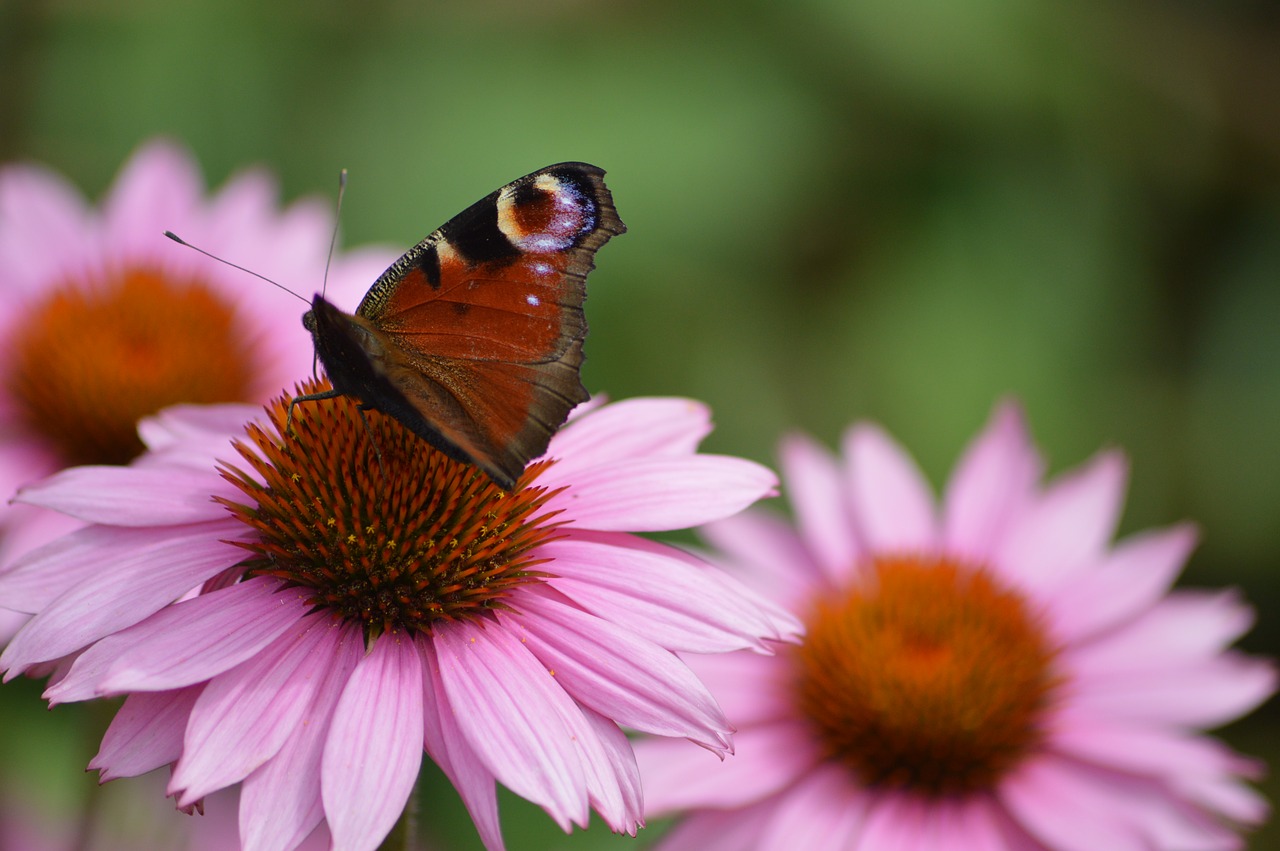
[{"x1": 376, "y1": 774, "x2": 420, "y2": 851}]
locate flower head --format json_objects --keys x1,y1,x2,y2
[
  {"x1": 637, "y1": 401, "x2": 1275, "y2": 850},
  {"x1": 0, "y1": 140, "x2": 392, "y2": 564},
  {"x1": 0, "y1": 391, "x2": 796, "y2": 851}
]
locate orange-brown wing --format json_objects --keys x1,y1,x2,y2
[
  {"x1": 356, "y1": 163, "x2": 624, "y2": 486},
  {"x1": 378, "y1": 336, "x2": 587, "y2": 489}
]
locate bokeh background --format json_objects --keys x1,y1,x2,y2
[{"x1": 0, "y1": 0, "x2": 1277, "y2": 848}]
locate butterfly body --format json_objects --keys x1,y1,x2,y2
[{"x1": 300, "y1": 163, "x2": 624, "y2": 490}]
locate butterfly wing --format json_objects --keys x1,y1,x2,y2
[{"x1": 356, "y1": 163, "x2": 624, "y2": 487}]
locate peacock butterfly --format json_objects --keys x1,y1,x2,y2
[{"x1": 295, "y1": 163, "x2": 624, "y2": 490}]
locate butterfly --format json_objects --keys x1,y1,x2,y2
[{"x1": 296, "y1": 163, "x2": 625, "y2": 491}]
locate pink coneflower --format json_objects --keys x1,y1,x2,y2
[
  {"x1": 0, "y1": 140, "x2": 392, "y2": 565},
  {"x1": 0, "y1": 390, "x2": 797, "y2": 851},
  {"x1": 637, "y1": 401, "x2": 1275, "y2": 850}
]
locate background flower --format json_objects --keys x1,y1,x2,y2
[
  {"x1": 1, "y1": 393, "x2": 797, "y2": 851},
  {"x1": 637, "y1": 401, "x2": 1274, "y2": 850},
  {"x1": 0, "y1": 139, "x2": 395, "y2": 569}
]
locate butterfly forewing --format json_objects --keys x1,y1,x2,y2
[{"x1": 317, "y1": 163, "x2": 623, "y2": 489}]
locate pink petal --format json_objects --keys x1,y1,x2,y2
[
  {"x1": 843, "y1": 423, "x2": 938, "y2": 554},
  {"x1": 137, "y1": 403, "x2": 260, "y2": 458},
  {"x1": 104, "y1": 140, "x2": 203, "y2": 260},
  {"x1": 636, "y1": 720, "x2": 819, "y2": 814},
  {"x1": 1066, "y1": 652, "x2": 1276, "y2": 729},
  {"x1": 653, "y1": 801, "x2": 780, "y2": 851},
  {"x1": 15, "y1": 465, "x2": 238, "y2": 526},
  {"x1": 1050, "y1": 709, "x2": 1266, "y2": 824},
  {"x1": 433, "y1": 619, "x2": 589, "y2": 829},
  {"x1": 170, "y1": 612, "x2": 336, "y2": 806},
  {"x1": 578, "y1": 706, "x2": 644, "y2": 834},
  {"x1": 547, "y1": 397, "x2": 713, "y2": 463},
  {"x1": 1001, "y1": 755, "x2": 1242, "y2": 851},
  {"x1": 679, "y1": 650, "x2": 794, "y2": 729},
  {"x1": 777, "y1": 433, "x2": 859, "y2": 581},
  {"x1": 855, "y1": 792, "x2": 933, "y2": 851},
  {"x1": 539, "y1": 456, "x2": 777, "y2": 532},
  {"x1": 1069, "y1": 590, "x2": 1257, "y2": 673},
  {"x1": 544, "y1": 532, "x2": 788, "y2": 653},
  {"x1": 45, "y1": 577, "x2": 302, "y2": 702},
  {"x1": 90, "y1": 686, "x2": 202, "y2": 781},
  {"x1": 698, "y1": 509, "x2": 821, "y2": 607},
  {"x1": 1, "y1": 524, "x2": 251, "y2": 676},
  {"x1": 419, "y1": 637, "x2": 505, "y2": 851},
  {"x1": 755, "y1": 765, "x2": 871, "y2": 851},
  {"x1": 0, "y1": 524, "x2": 123, "y2": 613},
  {"x1": 942, "y1": 401, "x2": 1041, "y2": 563},
  {"x1": 1000, "y1": 756, "x2": 1147, "y2": 851},
  {"x1": 240, "y1": 622, "x2": 363, "y2": 851},
  {"x1": 1047, "y1": 523, "x2": 1196, "y2": 644},
  {"x1": 993, "y1": 450, "x2": 1127, "y2": 593},
  {"x1": 505, "y1": 592, "x2": 731, "y2": 750},
  {"x1": 0, "y1": 162, "x2": 92, "y2": 292},
  {"x1": 321, "y1": 633, "x2": 425, "y2": 851}
]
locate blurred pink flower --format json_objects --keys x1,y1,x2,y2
[
  {"x1": 0, "y1": 779, "x2": 330, "y2": 851},
  {"x1": 0, "y1": 139, "x2": 393, "y2": 570},
  {"x1": 0, "y1": 391, "x2": 797, "y2": 851},
  {"x1": 637, "y1": 401, "x2": 1275, "y2": 850}
]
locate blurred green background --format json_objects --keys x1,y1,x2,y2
[{"x1": 0, "y1": 0, "x2": 1276, "y2": 848}]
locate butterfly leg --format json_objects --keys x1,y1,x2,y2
[
  {"x1": 355, "y1": 403, "x2": 387, "y2": 482},
  {"x1": 285, "y1": 387, "x2": 343, "y2": 437}
]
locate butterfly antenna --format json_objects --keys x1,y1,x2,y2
[
  {"x1": 163, "y1": 231, "x2": 310, "y2": 306},
  {"x1": 321, "y1": 169, "x2": 348, "y2": 302}
]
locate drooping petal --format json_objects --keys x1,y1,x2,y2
[
  {"x1": 90, "y1": 686, "x2": 202, "y2": 781},
  {"x1": 578, "y1": 706, "x2": 645, "y2": 835},
  {"x1": 419, "y1": 636, "x2": 505, "y2": 851},
  {"x1": 170, "y1": 612, "x2": 337, "y2": 806},
  {"x1": 843, "y1": 423, "x2": 938, "y2": 553},
  {"x1": 1, "y1": 523, "x2": 252, "y2": 676},
  {"x1": 433, "y1": 619, "x2": 589, "y2": 829},
  {"x1": 505, "y1": 592, "x2": 732, "y2": 751},
  {"x1": 240, "y1": 621, "x2": 362, "y2": 851},
  {"x1": 46, "y1": 577, "x2": 302, "y2": 702},
  {"x1": 543, "y1": 532, "x2": 788, "y2": 654},
  {"x1": 321, "y1": 632, "x2": 425, "y2": 851}
]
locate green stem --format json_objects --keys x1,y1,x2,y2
[{"x1": 376, "y1": 773, "x2": 420, "y2": 851}]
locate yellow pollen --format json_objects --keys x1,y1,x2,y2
[
  {"x1": 217, "y1": 381, "x2": 568, "y2": 641},
  {"x1": 5, "y1": 269, "x2": 259, "y2": 466},
  {"x1": 793, "y1": 555, "x2": 1060, "y2": 796}
]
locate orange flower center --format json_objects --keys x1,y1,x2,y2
[
  {"x1": 5, "y1": 269, "x2": 259, "y2": 466},
  {"x1": 218, "y1": 381, "x2": 566, "y2": 641},
  {"x1": 793, "y1": 555, "x2": 1060, "y2": 795}
]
